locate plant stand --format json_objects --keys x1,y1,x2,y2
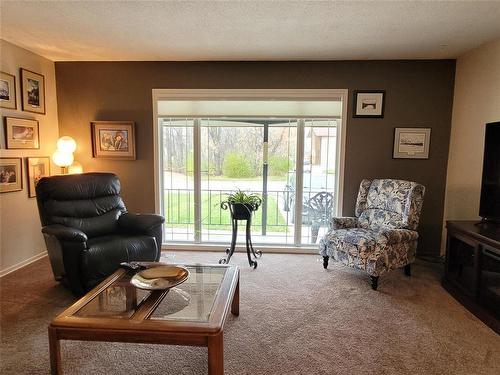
[{"x1": 219, "y1": 203, "x2": 262, "y2": 268}]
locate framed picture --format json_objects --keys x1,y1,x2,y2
[
  {"x1": 0, "y1": 71, "x2": 17, "y2": 109},
  {"x1": 4, "y1": 117, "x2": 40, "y2": 149},
  {"x1": 20, "y1": 68, "x2": 46, "y2": 114},
  {"x1": 0, "y1": 158, "x2": 22, "y2": 193},
  {"x1": 393, "y1": 128, "x2": 431, "y2": 159},
  {"x1": 91, "y1": 121, "x2": 136, "y2": 160},
  {"x1": 26, "y1": 157, "x2": 50, "y2": 198},
  {"x1": 353, "y1": 90, "x2": 385, "y2": 118}
]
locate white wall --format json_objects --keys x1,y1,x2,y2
[
  {"x1": 0, "y1": 40, "x2": 59, "y2": 275},
  {"x1": 443, "y1": 38, "x2": 500, "y2": 252}
]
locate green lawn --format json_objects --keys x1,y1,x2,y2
[{"x1": 164, "y1": 191, "x2": 288, "y2": 232}]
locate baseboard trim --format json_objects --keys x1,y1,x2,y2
[{"x1": 0, "y1": 251, "x2": 48, "y2": 278}]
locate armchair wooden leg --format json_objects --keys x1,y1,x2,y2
[
  {"x1": 404, "y1": 264, "x2": 411, "y2": 277},
  {"x1": 370, "y1": 276, "x2": 379, "y2": 290},
  {"x1": 323, "y1": 256, "x2": 329, "y2": 269}
]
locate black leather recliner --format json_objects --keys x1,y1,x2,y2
[{"x1": 36, "y1": 172, "x2": 164, "y2": 295}]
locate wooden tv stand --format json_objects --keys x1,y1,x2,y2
[{"x1": 444, "y1": 221, "x2": 500, "y2": 334}]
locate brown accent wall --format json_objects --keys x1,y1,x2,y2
[{"x1": 55, "y1": 61, "x2": 455, "y2": 255}]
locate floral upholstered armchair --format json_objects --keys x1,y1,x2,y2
[{"x1": 319, "y1": 179, "x2": 425, "y2": 290}]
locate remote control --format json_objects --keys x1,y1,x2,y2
[{"x1": 120, "y1": 262, "x2": 146, "y2": 271}]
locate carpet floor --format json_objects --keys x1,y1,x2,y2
[{"x1": 1, "y1": 251, "x2": 499, "y2": 375}]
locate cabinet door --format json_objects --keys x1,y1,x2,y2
[
  {"x1": 479, "y1": 245, "x2": 500, "y2": 319},
  {"x1": 446, "y1": 232, "x2": 479, "y2": 297}
]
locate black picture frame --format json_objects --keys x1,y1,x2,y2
[
  {"x1": 353, "y1": 90, "x2": 385, "y2": 118},
  {"x1": 20, "y1": 68, "x2": 46, "y2": 115}
]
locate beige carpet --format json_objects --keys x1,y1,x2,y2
[{"x1": 1, "y1": 251, "x2": 499, "y2": 375}]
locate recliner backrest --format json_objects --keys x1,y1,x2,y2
[
  {"x1": 355, "y1": 179, "x2": 425, "y2": 231},
  {"x1": 36, "y1": 172, "x2": 126, "y2": 238}
]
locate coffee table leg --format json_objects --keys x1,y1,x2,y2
[
  {"x1": 231, "y1": 277, "x2": 239, "y2": 316},
  {"x1": 48, "y1": 326, "x2": 62, "y2": 375},
  {"x1": 208, "y1": 333, "x2": 224, "y2": 375}
]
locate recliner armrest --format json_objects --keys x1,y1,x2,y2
[
  {"x1": 42, "y1": 224, "x2": 88, "y2": 242},
  {"x1": 118, "y1": 213, "x2": 165, "y2": 233},
  {"x1": 330, "y1": 217, "x2": 358, "y2": 230},
  {"x1": 378, "y1": 228, "x2": 418, "y2": 245}
]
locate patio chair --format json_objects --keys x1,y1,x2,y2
[
  {"x1": 319, "y1": 179, "x2": 425, "y2": 290},
  {"x1": 304, "y1": 191, "x2": 334, "y2": 243}
]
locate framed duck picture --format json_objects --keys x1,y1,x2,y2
[
  {"x1": 0, "y1": 158, "x2": 23, "y2": 193},
  {"x1": 4, "y1": 117, "x2": 40, "y2": 149},
  {"x1": 26, "y1": 157, "x2": 51, "y2": 197},
  {"x1": 0, "y1": 71, "x2": 17, "y2": 109},
  {"x1": 21, "y1": 68, "x2": 46, "y2": 114}
]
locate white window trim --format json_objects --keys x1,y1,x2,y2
[{"x1": 152, "y1": 89, "x2": 348, "y2": 251}]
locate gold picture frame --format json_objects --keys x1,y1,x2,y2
[
  {"x1": 21, "y1": 68, "x2": 46, "y2": 114},
  {"x1": 26, "y1": 157, "x2": 51, "y2": 198},
  {"x1": 0, "y1": 71, "x2": 17, "y2": 110},
  {"x1": 4, "y1": 117, "x2": 40, "y2": 149},
  {"x1": 0, "y1": 158, "x2": 23, "y2": 193},
  {"x1": 91, "y1": 121, "x2": 136, "y2": 160}
]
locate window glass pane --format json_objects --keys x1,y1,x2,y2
[
  {"x1": 161, "y1": 118, "x2": 195, "y2": 242},
  {"x1": 301, "y1": 119, "x2": 337, "y2": 244}
]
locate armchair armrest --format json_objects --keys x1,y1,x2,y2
[
  {"x1": 330, "y1": 217, "x2": 358, "y2": 230},
  {"x1": 118, "y1": 213, "x2": 165, "y2": 233},
  {"x1": 42, "y1": 224, "x2": 88, "y2": 242},
  {"x1": 378, "y1": 228, "x2": 418, "y2": 245}
]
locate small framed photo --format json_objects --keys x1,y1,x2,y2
[
  {"x1": 4, "y1": 117, "x2": 40, "y2": 149},
  {"x1": 0, "y1": 158, "x2": 23, "y2": 193},
  {"x1": 393, "y1": 128, "x2": 431, "y2": 159},
  {"x1": 91, "y1": 121, "x2": 136, "y2": 160},
  {"x1": 0, "y1": 71, "x2": 17, "y2": 109},
  {"x1": 353, "y1": 90, "x2": 385, "y2": 118},
  {"x1": 26, "y1": 157, "x2": 50, "y2": 198},
  {"x1": 21, "y1": 68, "x2": 46, "y2": 114}
]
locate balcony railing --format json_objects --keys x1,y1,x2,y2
[{"x1": 163, "y1": 188, "x2": 333, "y2": 245}]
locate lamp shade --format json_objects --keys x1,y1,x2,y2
[
  {"x1": 57, "y1": 136, "x2": 77, "y2": 153},
  {"x1": 52, "y1": 149, "x2": 74, "y2": 167}
]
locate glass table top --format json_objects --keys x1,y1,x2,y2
[{"x1": 75, "y1": 265, "x2": 227, "y2": 322}]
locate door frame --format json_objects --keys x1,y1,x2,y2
[{"x1": 152, "y1": 89, "x2": 348, "y2": 251}]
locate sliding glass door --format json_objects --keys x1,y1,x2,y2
[
  {"x1": 160, "y1": 117, "x2": 340, "y2": 247},
  {"x1": 155, "y1": 90, "x2": 346, "y2": 249}
]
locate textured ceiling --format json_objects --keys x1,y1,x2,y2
[{"x1": 1, "y1": 1, "x2": 500, "y2": 61}]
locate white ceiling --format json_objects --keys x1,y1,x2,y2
[{"x1": 1, "y1": 1, "x2": 500, "y2": 61}]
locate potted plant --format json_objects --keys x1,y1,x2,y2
[{"x1": 221, "y1": 189, "x2": 262, "y2": 220}]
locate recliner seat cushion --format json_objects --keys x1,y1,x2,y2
[
  {"x1": 82, "y1": 235, "x2": 157, "y2": 289},
  {"x1": 326, "y1": 228, "x2": 377, "y2": 259}
]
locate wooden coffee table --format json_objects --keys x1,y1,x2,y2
[{"x1": 48, "y1": 264, "x2": 239, "y2": 374}]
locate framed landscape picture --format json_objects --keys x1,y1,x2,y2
[
  {"x1": 0, "y1": 71, "x2": 17, "y2": 109},
  {"x1": 91, "y1": 121, "x2": 136, "y2": 160},
  {"x1": 0, "y1": 158, "x2": 22, "y2": 193},
  {"x1": 393, "y1": 127, "x2": 431, "y2": 159},
  {"x1": 21, "y1": 68, "x2": 46, "y2": 114},
  {"x1": 4, "y1": 117, "x2": 40, "y2": 149},
  {"x1": 26, "y1": 157, "x2": 50, "y2": 198},
  {"x1": 353, "y1": 90, "x2": 385, "y2": 118}
]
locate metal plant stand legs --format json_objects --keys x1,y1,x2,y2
[{"x1": 219, "y1": 216, "x2": 262, "y2": 268}]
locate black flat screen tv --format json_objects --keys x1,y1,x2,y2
[{"x1": 479, "y1": 121, "x2": 500, "y2": 221}]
